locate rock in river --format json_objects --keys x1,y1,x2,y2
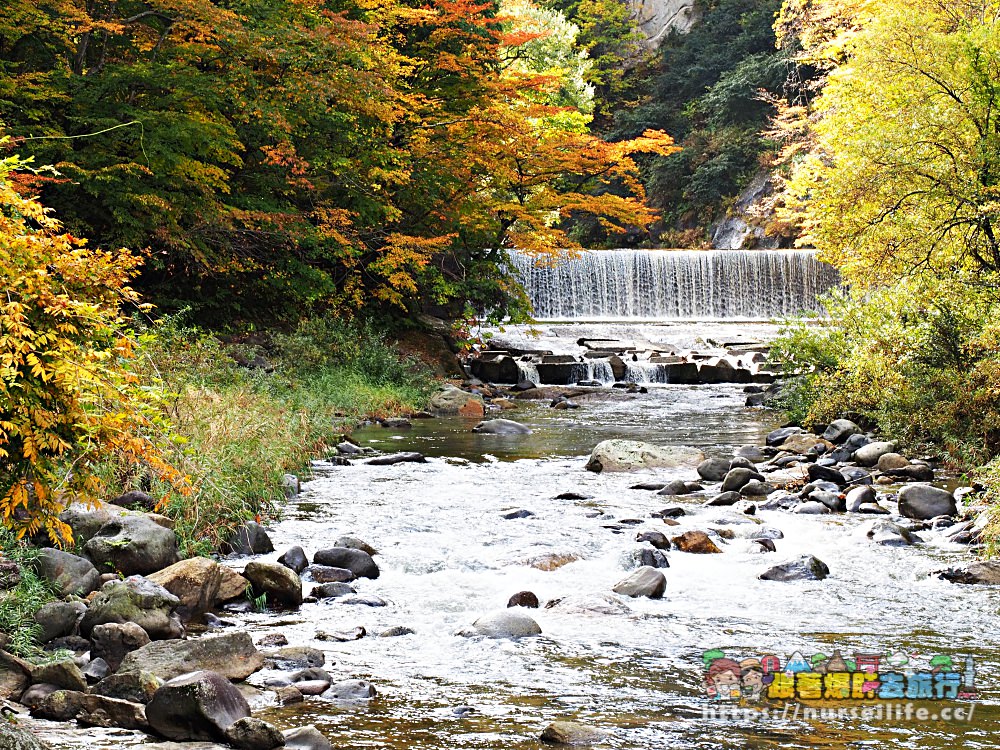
[
  {"x1": 83, "y1": 514, "x2": 179, "y2": 576},
  {"x1": 671, "y1": 531, "x2": 722, "y2": 554},
  {"x1": 243, "y1": 561, "x2": 303, "y2": 608},
  {"x1": 459, "y1": 611, "x2": 542, "y2": 639},
  {"x1": 612, "y1": 566, "x2": 666, "y2": 598},
  {"x1": 145, "y1": 670, "x2": 250, "y2": 742},
  {"x1": 313, "y1": 547, "x2": 380, "y2": 579},
  {"x1": 759, "y1": 555, "x2": 830, "y2": 582},
  {"x1": 897, "y1": 484, "x2": 957, "y2": 520},
  {"x1": 585, "y1": 440, "x2": 703, "y2": 473},
  {"x1": 473, "y1": 419, "x2": 532, "y2": 435},
  {"x1": 540, "y1": 721, "x2": 609, "y2": 745},
  {"x1": 118, "y1": 631, "x2": 264, "y2": 682},
  {"x1": 80, "y1": 576, "x2": 182, "y2": 640}
]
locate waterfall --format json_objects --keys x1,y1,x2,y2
[{"x1": 510, "y1": 249, "x2": 839, "y2": 320}]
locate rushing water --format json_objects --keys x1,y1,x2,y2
[
  {"x1": 510, "y1": 249, "x2": 840, "y2": 320},
  {"x1": 30, "y1": 385, "x2": 1000, "y2": 749}
]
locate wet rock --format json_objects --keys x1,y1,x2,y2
[
  {"x1": 19, "y1": 683, "x2": 59, "y2": 709},
  {"x1": 822, "y1": 419, "x2": 861, "y2": 444},
  {"x1": 766, "y1": 427, "x2": 803, "y2": 446},
  {"x1": 507, "y1": 591, "x2": 540, "y2": 608},
  {"x1": 35, "y1": 549, "x2": 100, "y2": 598},
  {"x1": 310, "y1": 582, "x2": 356, "y2": 599},
  {"x1": 739, "y1": 480, "x2": 773, "y2": 497},
  {"x1": 58, "y1": 503, "x2": 127, "y2": 545},
  {"x1": 612, "y1": 566, "x2": 666, "y2": 598},
  {"x1": 282, "y1": 474, "x2": 300, "y2": 499},
  {"x1": 148, "y1": 558, "x2": 238, "y2": 618},
  {"x1": 146, "y1": 670, "x2": 251, "y2": 742},
  {"x1": 630, "y1": 548, "x2": 670, "y2": 569},
  {"x1": 258, "y1": 634, "x2": 288, "y2": 648},
  {"x1": 898, "y1": 485, "x2": 957, "y2": 520},
  {"x1": 720, "y1": 468, "x2": 763, "y2": 492},
  {"x1": 501, "y1": 508, "x2": 535, "y2": 519},
  {"x1": 31, "y1": 659, "x2": 87, "y2": 692},
  {"x1": 119, "y1": 631, "x2": 265, "y2": 682},
  {"x1": 473, "y1": 419, "x2": 532, "y2": 435},
  {"x1": 339, "y1": 594, "x2": 387, "y2": 607},
  {"x1": 31, "y1": 689, "x2": 86, "y2": 721},
  {"x1": 656, "y1": 479, "x2": 693, "y2": 496},
  {"x1": 753, "y1": 539, "x2": 777, "y2": 553},
  {"x1": 316, "y1": 626, "x2": 366, "y2": 642},
  {"x1": 222, "y1": 520, "x2": 275, "y2": 556},
  {"x1": 322, "y1": 680, "x2": 378, "y2": 701},
  {"x1": 91, "y1": 670, "x2": 162, "y2": 704},
  {"x1": 807, "y1": 463, "x2": 847, "y2": 487},
  {"x1": 652, "y1": 506, "x2": 686, "y2": 518},
  {"x1": 544, "y1": 593, "x2": 630, "y2": 615},
  {"x1": 283, "y1": 726, "x2": 333, "y2": 750},
  {"x1": 858, "y1": 502, "x2": 890, "y2": 514},
  {"x1": 305, "y1": 565, "x2": 355, "y2": 583},
  {"x1": 277, "y1": 546, "x2": 309, "y2": 574},
  {"x1": 697, "y1": 457, "x2": 731, "y2": 482},
  {"x1": 845, "y1": 485, "x2": 876, "y2": 512},
  {"x1": 937, "y1": 561, "x2": 1000, "y2": 585},
  {"x1": 635, "y1": 530, "x2": 670, "y2": 549},
  {"x1": 778, "y1": 434, "x2": 832, "y2": 454},
  {"x1": 312, "y1": 548, "x2": 379, "y2": 579},
  {"x1": 760, "y1": 555, "x2": 830, "y2": 582},
  {"x1": 840, "y1": 467, "x2": 873, "y2": 486},
  {"x1": 736, "y1": 446, "x2": 766, "y2": 463},
  {"x1": 333, "y1": 536, "x2": 378, "y2": 556},
  {"x1": 267, "y1": 647, "x2": 325, "y2": 670},
  {"x1": 670, "y1": 531, "x2": 722, "y2": 554},
  {"x1": 794, "y1": 500, "x2": 832, "y2": 514},
  {"x1": 90, "y1": 622, "x2": 151, "y2": 672},
  {"x1": 460, "y1": 611, "x2": 541, "y2": 639},
  {"x1": 224, "y1": 717, "x2": 285, "y2": 750},
  {"x1": 81, "y1": 577, "x2": 182, "y2": 640},
  {"x1": 0, "y1": 650, "x2": 31, "y2": 700},
  {"x1": 243, "y1": 561, "x2": 303, "y2": 609},
  {"x1": 886, "y1": 463, "x2": 935, "y2": 482},
  {"x1": 540, "y1": 721, "x2": 609, "y2": 745},
  {"x1": 0, "y1": 719, "x2": 54, "y2": 750},
  {"x1": 854, "y1": 441, "x2": 897, "y2": 467},
  {"x1": 33, "y1": 689, "x2": 149, "y2": 730},
  {"x1": 705, "y1": 491, "x2": 742, "y2": 507},
  {"x1": 274, "y1": 686, "x2": 304, "y2": 705},
  {"x1": 33, "y1": 601, "x2": 86, "y2": 644},
  {"x1": 379, "y1": 626, "x2": 415, "y2": 637},
  {"x1": 428, "y1": 384, "x2": 485, "y2": 417},
  {"x1": 585, "y1": 440, "x2": 703, "y2": 473},
  {"x1": 366, "y1": 452, "x2": 427, "y2": 466},
  {"x1": 84, "y1": 515, "x2": 179, "y2": 576},
  {"x1": 860, "y1": 520, "x2": 913, "y2": 547},
  {"x1": 810, "y1": 491, "x2": 845, "y2": 513},
  {"x1": 631, "y1": 482, "x2": 666, "y2": 491},
  {"x1": 877, "y1": 453, "x2": 910, "y2": 472}
]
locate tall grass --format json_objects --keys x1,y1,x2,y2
[
  {"x1": 0, "y1": 528, "x2": 54, "y2": 657},
  {"x1": 98, "y1": 316, "x2": 433, "y2": 556}
]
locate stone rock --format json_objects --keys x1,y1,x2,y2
[
  {"x1": 840, "y1": 466, "x2": 873, "y2": 486},
  {"x1": 766, "y1": 427, "x2": 803, "y2": 446},
  {"x1": 0, "y1": 650, "x2": 31, "y2": 700},
  {"x1": 84, "y1": 515, "x2": 179, "y2": 576},
  {"x1": 19, "y1": 683, "x2": 59, "y2": 709},
  {"x1": 886, "y1": 463, "x2": 935, "y2": 482},
  {"x1": 760, "y1": 555, "x2": 830, "y2": 582},
  {"x1": 612, "y1": 566, "x2": 666, "y2": 598},
  {"x1": 310, "y1": 583, "x2": 356, "y2": 599},
  {"x1": 473, "y1": 419, "x2": 532, "y2": 435},
  {"x1": 540, "y1": 721, "x2": 609, "y2": 745},
  {"x1": 0, "y1": 720, "x2": 54, "y2": 750},
  {"x1": 274, "y1": 686, "x2": 304, "y2": 705},
  {"x1": 861, "y1": 520, "x2": 913, "y2": 547},
  {"x1": 898, "y1": 485, "x2": 957, "y2": 520},
  {"x1": 322, "y1": 680, "x2": 378, "y2": 701},
  {"x1": 705, "y1": 491, "x2": 742, "y2": 507},
  {"x1": 332, "y1": 536, "x2": 378, "y2": 556},
  {"x1": 507, "y1": 591, "x2": 540, "y2": 608},
  {"x1": 224, "y1": 717, "x2": 286, "y2": 750},
  {"x1": 740, "y1": 480, "x2": 773, "y2": 497},
  {"x1": 366, "y1": 452, "x2": 426, "y2": 466},
  {"x1": 656, "y1": 479, "x2": 693, "y2": 496},
  {"x1": 31, "y1": 659, "x2": 87, "y2": 692},
  {"x1": 794, "y1": 501, "x2": 831, "y2": 515},
  {"x1": 858, "y1": 503, "x2": 890, "y2": 515},
  {"x1": 258, "y1": 634, "x2": 288, "y2": 648},
  {"x1": 810, "y1": 491, "x2": 845, "y2": 513},
  {"x1": 283, "y1": 727, "x2": 333, "y2": 750},
  {"x1": 77, "y1": 693, "x2": 149, "y2": 730},
  {"x1": 845, "y1": 485, "x2": 876, "y2": 513},
  {"x1": 277, "y1": 546, "x2": 309, "y2": 574},
  {"x1": 216, "y1": 566, "x2": 249, "y2": 602},
  {"x1": 635, "y1": 530, "x2": 670, "y2": 549},
  {"x1": 305, "y1": 565, "x2": 355, "y2": 583},
  {"x1": 877, "y1": 453, "x2": 911, "y2": 472},
  {"x1": 145, "y1": 670, "x2": 251, "y2": 742},
  {"x1": 937, "y1": 561, "x2": 1000, "y2": 585},
  {"x1": 807, "y1": 463, "x2": 847, "y2": 487},
  {"x1": 31, "y1": 689, "x2": 86, "y2": 721},
  {"x1": 91, "y1": 670, "x2": 163, "y2": 703},
  {"x1": 585, "y1": 440, "x2": 703, "y2": 473},
  {"x1": 697, "y1": 457, "x2": 731, "y2": 482},
  {"x1": 119, "y1": 631, "x2": 264, "y2": 682},
  {"x1": 778, "y1": 434, "x2": 832, "y2": 454},
  {"x1": 282, "y1": 474, "x2": 300, "y2": 499},
  {"x1": 736, "y1": 446, "x2": 766, "y2": 463},
  {"x1": 90, "y1": 622, "x2": 152, "y2": 672},
  {"x1": 428, "y1": 385, "x2": 485, "y2": 417},
  {"x1": 821, "y1": 419, "x2": 861, "y2": 444},
  {"x1": 35, "y1": 549, "x2": 100, "y2": 598},
  {"x1": 224, "y1": 521, "x2": 274, "y2": 556},
  {"x1": 670, "y1": 531, "x2": 721, "y2": 554},
  {"x1": 33, "y1": 601, "x2": 85, "y2": 644},
  {"x1": 243, "y1": 561, "x2": 303, "y2": 608},
  {"x1": 267, "y1": 647, "x2": 325, "y2": 670},
  {"x1": 501, "y1": 508, "x2": 534, "y2": 519},
  {"x1": 854, "y1": 441, "x2": 897, "y2": 467},
  {"x1": 312, "y1": 548, "x2": 379, "y2": 579},
  {"x1": 720, "y1": 468, "x2": 763, "y2": 492},
  {"x1": 58, "y1": 503, "x2": 127, "y2": 545},
  {"x1": 631, "y1": 547, "x2": 670, "y2": 569},
  {"x1": 148, "y1": 558, "x2": 234, "y2": 618},
  {"x1": 81, "y1": 577, "x2": 182, "y2": 640},
  {"x1": 460, "y1": 611, "x2": 541, "y2": 639},
  {"x1": 379, "y1": 626, "x2": 415, "y2": 638}
]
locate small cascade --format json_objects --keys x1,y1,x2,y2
[
  {"x1": 510, "y1": 249, "x2": 839, "y2": 320},
  {"x1": 587, "y1": 360, "x2": 615, "y2": 384},
  {"x1": 516, "y1": 361, "x2": 540, "y2": 384}
]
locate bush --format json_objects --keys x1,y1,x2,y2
[{"x1": 0, "y1": 528, "x2": 54, "y2": 657}]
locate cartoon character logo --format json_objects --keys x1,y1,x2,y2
[
  {"x1": 739, "y1": 658, "x2": 766, "y2": 702},
  {"x1": 705, "y1": 657, "x2": 743, "y2": 701}
]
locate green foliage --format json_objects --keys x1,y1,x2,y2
[{"x1": 0, "y1": 528, "x2": 54, "y2": 658}]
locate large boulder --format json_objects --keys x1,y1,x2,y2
[
  {"x1": 898, "y1": 485, "x2": 957, "y2": 520},
  {"x1": 671, "y1": 531, "x2": 722, "y2": 554},
  {"x1": 720, "y1": 468, "x2": 763, "y2": 492},
  {"x1": 84, "y1": 515, "x2": 179, "y2": 576},
  {"x1": 283, "y1": 727, "x2": 333, "y2": 750},
  {"x1": 224, "y1": 521, "x2": 274, "y2": 556},
  {"x1": 31, "y1": 659, "x2": 87, "y2": 692},
  {"x1": 91, "y1": 670, "x2": 163, "y2": 703},
  {"x1": 118, "y1": 632, "x2": 265, "y2": 682},
  {"x1": 459, "y1": 611, "x2": 542, "y2": 639},
  {"x1": 854, "y1": 441, "x2": 897, "y2": 467},
  {"x1": 243, "y1": 561, "x2": 303, "y2": 609},
  {"x1": 697, "y1": 457, "x2": 731, "y2": 482},
  {"x1": 585, "y1": 440, "x2": 703, "y2": 473},
  {"x1": 540, "y1": 721, "x2": 609, "y2": 745},
  {"x1": 146, "y1": 670, "x2": 250, "y2": 742},
  {"x1": 225, "y1": 717, "x2": 286, "y2": 750},
  {"x1": 35, "y1": 549, "x2": 100, "y2": 598},
  {"x1": 612, "y1": 566, "x2": 666, "y2": 598},
  {"x1": 472, "y1": 419, "x2": 532, "y2": 435},
  {"x1": 31, "y1": 690, "x2": 148, "y2": 730},
  {"x1": 33, "y1": 601, "x2": 86, "y2": 644},
  {"x1": 90, "y1": 622, "x2": 151, "y2": 672},
  {"x1": 58, "y1": 502, "x2": 127, "y2": 545},
  {"x1": 760, "y1": 555, "x2": 830, "y2": 582},
  {"x1": 312, "y1": 548, "x2": 379, "y2": 579},
  {"x1": 148, "y1": 558, "x2": 235, "y2": 617},
  {"x1": 0, "y1": 650, "x2": 31, "y2": 700},
  {"x1": 821, "y1": 419, "x2": 861, "y2": 444},
  {"x1": 937, "y1": 561, "x2": 1000, "y2": 585},
  {"x1": 80, "y1": 577, "x2": 183, "y2": 640},
  {"x1": 427, "y1": 385, "x2": 485, "y2": 417},
  {"x1": 0, "y1": 721, "x2": 52, "y2": 750}
]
